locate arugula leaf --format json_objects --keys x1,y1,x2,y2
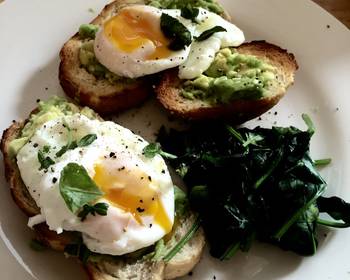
[
  {"x1": 77, "y1": 134, "x2": 97, "y2": 147},
  {"x1": 195, "y1": 26, "x2": 226, "y2": 42},
  {"x1": 143, "y1": 143, "x2": 177, "y2": 159},
  {"x1": 59, "y1": 163, "x2": 103, "y2": 213},
  {"x1": 38, "y1": 150, "x2": 55, "y2": 170},
  {"x1": 160, "y1": 13, "x2": 192, "y2": 50},
  {"x1": 78, "y1": 203, "x2": 109, "y2": 221},
  {"x1": 181, "y1": 5, "x2": 199, "y2": 22}
]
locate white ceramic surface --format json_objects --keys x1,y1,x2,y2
[{"x1": 0, "y1": 0, "x2": 349, "y2": 279}]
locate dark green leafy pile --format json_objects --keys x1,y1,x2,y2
[{"x1": 158, "y1": 115, "x2": 350, "y2": 259}]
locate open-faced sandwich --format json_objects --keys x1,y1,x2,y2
[
  {"x1": 59, "y1": 0, "x2": 297, "y2": 121},
  {"x1": 1, "y1": 97, "x2": 205, "y2": 279}
]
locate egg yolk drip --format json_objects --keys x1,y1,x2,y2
[
  {"x1": 104, "y1": 9, "x2": 172, "y2": 60},
  {"x1": 93, "y1": 163, "x2": 172, "y2": 233}
]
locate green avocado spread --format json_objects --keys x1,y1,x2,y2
[
  {"x1": 147, "y1": 0, "x2": 224, "y2": 15},
  {"x1": 182, "y1": 48, "x2": 278, "y2": 104},
  {"x1": 78, "y1": 25, "x2": 135, "y2": 85},
  {"x1": 8, "y1": 97, "x2": 97, "y2": 157}
]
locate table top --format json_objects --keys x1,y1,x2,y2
[{"x1": 313, "y1": 0, "x2": 350, "y2": 28}]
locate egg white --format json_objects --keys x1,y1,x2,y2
[
  {"x1": 178, "y1": 8, "x2": 245, "y2": 80},
  {"x1": 93, "y1": 5, "x2": 245, "y2": 80},
  {"x1": 94, "y1": 5, "x2": 194, "y2": 78},
  {"x1": 16, "y1": 114, "x2": 174, "y2": 255}
]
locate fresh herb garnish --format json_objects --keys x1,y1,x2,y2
[
  {"x1": 59, "y1": 163, "x2": 103, "y2": 213},
  {"x1": 160, "y1": 13, "x2": 192, "y2": 50},
  {"x1": 158, "y1": 115, "x2": 350, "y2": 259},
  {"x1": 143, "y1": 143, "x2": 177, "y2": 159},
  {"x1": 78, "y1": 202, "x2": 109, "y2": 221},
  {"x1": 195, "y1": 26, "x2": 226, "y2": 42},
  {"x1": 77, "y1": 134, "x2": 97, "y2": 147},
  {"x1": 42, "y1": 145, "x2": 50, "y2": 153},
  {"x1": 38, "y1": 150, "x2": 55, "y2": 170},
  {"x1": 181, "y1": 5, "x2": 199, "y2": 22},
  {"x1": 56, "y1": 125, "x2": 97, "y2": 157}
]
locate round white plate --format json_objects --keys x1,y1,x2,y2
[{"x1": 0, "y1": 0, "x2": 349, "y2": 279}]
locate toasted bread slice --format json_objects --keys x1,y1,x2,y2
[
  {"x1": 59, "y1": 0, "x2": 153, "y2": 115},
  {"x1": 1, "y1": 110, "x2": 205, "y2": 279},
  {"x1": 156, "y1": 41, "x2": 298, "y2": 122},
  {"x1": 59, "y1": 0, "x2": 231, "y2": 115}
]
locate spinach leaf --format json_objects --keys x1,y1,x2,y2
[
  {"x1": 59, "y1": 163, "x2": 103, "y2": 213},
  {"x1": 157, "y1": 115, "x2": 349, "y2": 259},
  {"x1": 276, "y1": 204, "x2": 319, "y2": 256},
  {"x1": 195, "y1": 26, "x2": 226, "y2": 42},
  {"x1": 317, "y1": 196, "x2": 350, "y2": 227},
  {"x1": 160, "y1": 13, "x2": 192, "y2": 50},
  {"x1": 314, "y1": 158, "x2": 332, "y2": 166}
]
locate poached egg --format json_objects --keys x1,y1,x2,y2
[
  {"x1": 94, "y1": 5, "x2": 245, "y2": 79},
  {"x1": 16, "y1": 114, "x2": 174, "y2": 255}
]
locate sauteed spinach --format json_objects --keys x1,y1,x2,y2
[{"x1": 158, "y1": 115, "x2": 350, "y2": 259}]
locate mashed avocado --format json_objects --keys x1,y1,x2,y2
[
  {"x1": 79, "y1": 24, "x2": 99, "y2": 40},
  {"x1": 147, "y1": 0, "x2": 224, "y2": 15},
  {"x1": 8, "y1": 97, "x2": 97, "y2": 157},
  {"x1": 79, "y1": 40, "x2": 135, "y2": 85},
  {"x1": 182, "y1": 48, "x2": 278, "y2": 104}
]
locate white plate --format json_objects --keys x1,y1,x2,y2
[{"x1": 0, "y1": 0, "x2": 350, "y2": 279}]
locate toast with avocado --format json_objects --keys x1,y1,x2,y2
[
  {"x1": 156, "y1": 41, "x2": 298, "y2": 122},
  {"x1": 0, "y1": 98, "x2": 205, "y2": 280},
  {"x1": 59, "y1": 0, "x2": 229, "y2": 115}
]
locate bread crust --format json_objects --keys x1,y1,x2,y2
[
  {"x1": 59, "y1": 0, "x2": 153, "y2": 115},
  {"x1": 156, "y1": 41, "x2": 298, "y2": 123}
]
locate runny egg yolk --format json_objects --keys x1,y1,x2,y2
[
  {"x1": 93, "y1": 163, "x2": 172, "y2": 233},
  {"x1": 104, "y1": 9, "x2": 172, "y2": 60}
]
